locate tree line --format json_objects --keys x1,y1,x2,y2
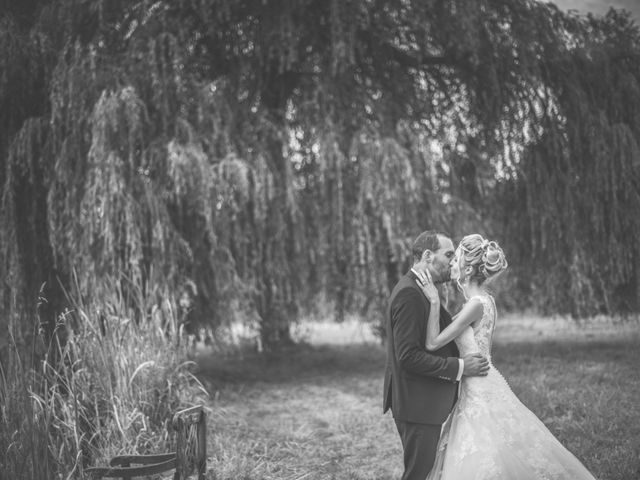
[{"x1": 2, "y1": 0, "x2": 640, "y2": 354}]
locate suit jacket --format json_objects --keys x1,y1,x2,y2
[{"x1": 383, "y1": 271, "x2": 460, "y2": 425}]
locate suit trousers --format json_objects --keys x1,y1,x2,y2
[{"x1": 394, "y1": 418, "x2": 441, "y2": 480}]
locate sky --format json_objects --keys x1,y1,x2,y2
[{"x1": 548, "y1": 0, "x2": 640, "y2": 22}]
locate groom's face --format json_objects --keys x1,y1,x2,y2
[{"x1": 427, "y1": 236, "x2": 455, "y2": 283}]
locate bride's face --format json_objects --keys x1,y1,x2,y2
[{"x1": 450, "y1": 247, "x2": 463, "y2": 281}]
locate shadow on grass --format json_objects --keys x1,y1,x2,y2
[
  {"x1": 196, "y1": 337, "x2": 639, "y2": 388},
  {"x1": 493, "y1": 337, "x2": 640, "y2": 381},
  {"x1": 196, "y1": 342, "x2": 386, "y2": 386}
]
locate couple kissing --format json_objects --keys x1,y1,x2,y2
[{"x1": 383, "y1": 230, "x2": 598, "y2": 480}]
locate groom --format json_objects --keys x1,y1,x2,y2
[{"x1": 383, "y1": 230, "x2": 489, "y2": 480}]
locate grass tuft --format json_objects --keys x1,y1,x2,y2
[{"x1": 0, "y1": 281, "x2": 206, "y2": 479}]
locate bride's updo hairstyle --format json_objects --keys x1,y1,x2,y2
[{"x1": 457, "y1": 234, "x2": 508, "y2": 284}]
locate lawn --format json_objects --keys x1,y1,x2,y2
[{"x1": 195, "y1": 317, "x2": 640, "y2": 480}]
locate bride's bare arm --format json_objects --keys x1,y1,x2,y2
[
  {"x1": 425, "y1": 298, "x2": 483, "y2": 351},
  {"x1": 416, "y1": 275, "x2": 482, "y2": 351}
]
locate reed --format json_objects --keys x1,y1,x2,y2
[{"x1": 0, "y1": 278, "x2": 206, "y2": 479}]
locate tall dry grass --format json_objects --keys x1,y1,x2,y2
[{"x1": 0, "y1": 279, "x2": 207, "y2": 479}]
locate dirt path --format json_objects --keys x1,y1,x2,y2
[{"x1": 197, "y1": 345, "x2": 402, "y2": 480}]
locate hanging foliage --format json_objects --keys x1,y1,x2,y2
[{"x1": 2, "y1": 0, "x2": 640, "y2": 357}]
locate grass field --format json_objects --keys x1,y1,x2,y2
[{"x1": 196, "y1": 316, "x2": 640, "y2": 480}]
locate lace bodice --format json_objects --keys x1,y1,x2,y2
[{"x1": 454, "y1": 294, "x2": 496, "y2": 360}]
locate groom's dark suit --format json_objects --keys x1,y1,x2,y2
[{"x1": 383, "y1": 270, "x2": 460, "y2": 480}]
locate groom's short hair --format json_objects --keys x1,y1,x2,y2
[{"x1": 412, "y1": 230, "x2": 448, "y2": 262}]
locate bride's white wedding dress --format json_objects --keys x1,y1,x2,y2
[{"x1": 427, "y1": 295, "x2": 598, "y2": 480}]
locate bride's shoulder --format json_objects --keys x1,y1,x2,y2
[
  {"x1": 453, "y1": 297, "x2": 484, "y2": 326},
  {"x1": 464, "y1": 295, "x2": 491, "y2": 320},
  {"x1": 469, "y1": 294, "x2": 497, "y2": 320},
  {"x1": 455, "y1": 296, "x2": 484, "y2": 324},
  {"x1": 468, "y1": 293, "x2": 493, "y2": 306}
]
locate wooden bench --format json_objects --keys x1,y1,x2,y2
[{"x1": 86, "y1": 405, "x2": 207, "y2": 479}]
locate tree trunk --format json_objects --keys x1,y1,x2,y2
[
  {"x1": 13, "y1": 156, "x2": 68, "y2": 365},
  {"x1": 256, "y1": 70, "x2": 299, "y2": 350}
]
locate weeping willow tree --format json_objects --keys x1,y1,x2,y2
[
  {"x1": 494, "y1": 8, "x2": 640, "y2": 316},
  {"x1": 2, "y1": 1, "x2": 640, "y2": 357}
]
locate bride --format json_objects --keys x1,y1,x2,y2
[{"x1": 416, "y1": 234, "x2": 598, "y2": 480}]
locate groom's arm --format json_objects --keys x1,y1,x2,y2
[{"x1": 391, "y1": 288, "x2": 460, "y2": 382}]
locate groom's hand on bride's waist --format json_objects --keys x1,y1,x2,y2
[{"x1": 462, "y1": 353, "x2": 490, "y2": 377}]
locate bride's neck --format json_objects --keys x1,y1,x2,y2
[{"x1": 462, "y1": 282, "x2": 486, "y2": 299}]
